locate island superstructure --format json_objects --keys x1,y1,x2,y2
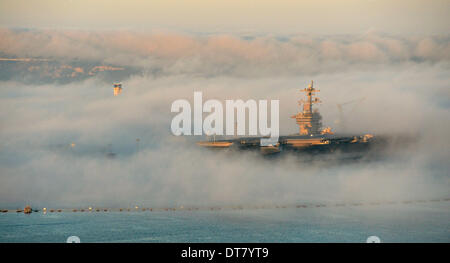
[{"x1": 292, "y1": 80, "x2": 324, "y2": 135}]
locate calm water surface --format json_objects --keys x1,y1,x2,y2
[{"x1": 0, "y1": 203, "x2": 449, "y2": 243}]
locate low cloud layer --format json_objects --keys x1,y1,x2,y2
[
  {"x1": 1, "y1": 28, "x2": 450, "y2": 80},
  {"x1": 0, "y1": 29, "x2": 449, "y2": 209}
]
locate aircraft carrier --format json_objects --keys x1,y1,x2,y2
[{"x1": 197, "y1": 81, "x2": 396, "y2": 157}]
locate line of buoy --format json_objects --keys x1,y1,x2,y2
[{"x1": 2, "y1": 198, "x2": 450, "y2": 214}]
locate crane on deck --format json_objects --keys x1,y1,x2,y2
[{"x1": 335, "y1": 97, "x2": 366, "y2": 133}]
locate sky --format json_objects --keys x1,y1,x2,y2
[{"x1": 0, "y1": 0, "x2": 449, "y2": 35}]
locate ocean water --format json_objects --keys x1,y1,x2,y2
[{"x1": 0, "y1": 202, "x2": 449, "y2": 243}]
